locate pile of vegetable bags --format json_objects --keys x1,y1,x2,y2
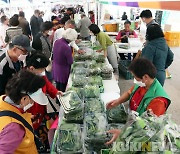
[{"x1": 109, "y1": 111, "x2": 180, "y2": 154}]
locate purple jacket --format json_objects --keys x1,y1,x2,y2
[{"x1": 53, "y1": 38, "x2": 73, "y2": 83}]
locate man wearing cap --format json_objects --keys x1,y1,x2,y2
[
  {"x1": 0, "y1": 34, "x2": 32, "y2": 95},
  {"x1": 0, "y1": 70, "x2": 48, "y2": 153}
]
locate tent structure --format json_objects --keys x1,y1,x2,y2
[{"x1": 97, "y1": 0, "x2": 180, "y2": 11}]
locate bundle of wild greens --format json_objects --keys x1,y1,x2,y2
[
  {"x1": 57, "y1": 122, "x2": 83, "y2": 153},
  {"x1": 73, "y1": 67, "x2": 88, "y2": 76},
  {"x1": 85, "y1": 98, "x2": 105, "y2": 114},
  {"x1": 84, "y1": 113, "x2": 110, "y2": 151},
  {"x1": 85, "y1": 60, "x2": 97, "y2": 69},
  {"x1": 87, "y1": 76, "x2": 103, "y2": 87},
  {"x1": 101, "y1": 64, "x2": 113, "y2": 80},
  {"x1": 59, "y1": 91, "x2": 83, "y2": 115},
  {"x1": 84, "y1": 85, "x2": 100, "y2": 98},
  {"x1": 72, "y1": 74, "x2": 86, "y2": 87},
  {"x1": 107, "y1": 104, "x2": 127, "y2": 123},
  {"x1": 67, "y1": 86, "x2": 84, "y2": 100},
  {"x1": 94, "y1": 52, "x2": 105, "y2": 63}
]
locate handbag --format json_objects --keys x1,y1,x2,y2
[{"x1": 0, "y1": 110, "x2": 45, "y2": 153}]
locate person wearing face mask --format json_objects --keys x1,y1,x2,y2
[
  {"x1": 0, "y1": 34, "x2": 32, "y2": 95},
  {"x1": 25, "y1": 53, "x2": 63, "y2": 152},
  {"x1": 32, "y1": 21, "x2": 54, "y2": 82},
  {"x1": 53, "y1": 28, "x2": 78, "y2": 92},
  {"x1": 106, "y1": 58, "x2": 171, "y2": 145},
  {"x1": 26, "y1": 53, "x2": 63, "y2": 130},
  {"x1": 0, "y1": 70, "x2": 48, "y2": 153}
]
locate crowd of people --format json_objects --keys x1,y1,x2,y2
[{"x1": 0, "y1": 7, "x2": 174, "y2": 153}]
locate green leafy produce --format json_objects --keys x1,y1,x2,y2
[
  {"x1": 84, "y1": 85, "x2": 100, "y2": 98},
  {"x1": 64, "y1": 109, "x2": 84, "y2": 124},
  {"x1": 107, "y1": 104, "x2": 127, "y2": 123},
  {"x1": 85, "y1": 98, "x2": 105, "y2": 113},
  {"x1": 84, "y1": 113, "x2": 110, "y2": 151},
  {"x1": 72, "y1": 74, "x2": 86, "y2": 87},
  {"x1": 60, "y1": 91, "x2": 83, "y2": 115},
  {"x1": 74, "y1": 50, "x2": 93, "y2": 61},
  {"x1": 73, "y1": 67, "x2": 88, "y2": 76},
  {"x1": 88, "y1": 67, "x2": 101, "y2": 76},
  {"x1": 68, "y1": 87, "x2": 84, "y2": 100},
  {"x1": 94, "y1": 52, "x2": 105, "y2": 63},
  {"x1": 72, "y1": 61, "x2": 86, "y2": 69},
  {"x1": 87, "y1": 76, "x2": 103, "y2": 87},
  {"x1": 101, "y1": 65, "x2": 113, "y2": 80},
  {"x1": 78, "y1": 41, "x2": 91, "y2": 48},
  {"x1": 57, "y1": 122, "x2": 82, "y2": 153},
  {"x1": 85, "y1": 60, "x2": 97, "y2": 69}
]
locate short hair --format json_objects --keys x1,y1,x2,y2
[
  {"x1": 65, "y1": 19, "x2": 76, "y2": 26},
  {"x1": 124, "y1": 20, "x2": 131, "y2": 25},
  {"x1": 140, "y1": 10, "x2": 152, "y2": 18},
  {"x1": 88, "y1": 11, "x2": 94, "y2": 15},
  {"x1": 19, "y1": 11, "x2": 25, "y2": 17},
  {"x1": 67, "y1": 8, "x2": 73, "y2": 13},
  {"x1": 26, "y1": 53, "x2": 50, "y2": 69},
  {"x1": 9, "y1": 16, "x2": 19, "y2": 26},
  {"x1": 40, "y1": 21, "x2": 53, "y2": 32},
  {"x1": 146, "y1": 24, "x2": 164, "y2": 41},
  {"x1": 88, "y1": 24, "x2": 100, "y2": 35},
  {"x1": 5, "y1": 70, "x2": 45, "y2": 104},
  {"x1": 1, "y1": 15, "x2": 7, "y2": 23},
  {"x1": 128, "y1": 58, "x2": 157, "y2": 79},
  {"x1": 34, "y1": 9, "x2": 40, "y2": 15}
]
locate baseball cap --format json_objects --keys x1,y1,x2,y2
[
  {"x1": 28, "y1": 88, "x2": 48, "y2": 105},
  {"x1": 12, "y1": 34, "x2": 33, "y2": 53}
]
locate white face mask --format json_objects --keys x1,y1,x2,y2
[
  {"x1": 134, "y1": 78, "x2": 146, "y2": 87},
  {"x1": 48, "y1": 30, "x2": 53, "y2": 36},
  {"x1": 23, "y1": 103, "x2": 33, "y2": 111},
  {"x1": 18, "y1": 54, "x2": 27, "y2": 61},
  {"x1": 39, "y1": 71, "x2": 45, "y2": 76},
  {"x1": 90, "y1": 32, "x2": 94, "y2": 36}
]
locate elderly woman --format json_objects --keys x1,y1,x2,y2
[
  {"x1": 52, "y1": 28, "x2": 78, "y2": 92},
  {"x1": 88, "y1": 24, "x2": 118, "y2": 74},
  {"x1": 106, "y1": 58, "x2": 171, "y2": 145},
  {"x1": 141, "y1": 24, "x2": 174, "y2": 86},
  {"x1": 0, "y1": 70, "x2": 48, "y2": 153}
]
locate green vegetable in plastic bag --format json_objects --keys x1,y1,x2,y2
[
  {"x1": 57, "y1": 122, "x2": 82, "y2": 153},
  {"x1": 107, "y1": 104, "x2": 127, "y2": 123},
  {"x1": 84, "y1": 85, "x2": 100, "y2": 98},
  {"x1": 72, "y1": 74, "x2": 86, "y2": 87},
  {"x1": 85, "y1": 98, "x2": 105, "y2": 113}
]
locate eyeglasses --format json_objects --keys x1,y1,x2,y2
[{"x1": 15, "y1": 46, "x2": 27, "y2": 55}]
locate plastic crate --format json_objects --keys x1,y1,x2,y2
[
  {"x1": 118, "y1": 60, "x2": 133, "y2": 80},
  {"x1": 104, "y1": 24, "x2": 118, "y2": 32},
  {"x1": 165, "y1": 31, "x2": 180, "y2": 40},
  {"x1": 166, "y1": 40, "x2": 180, "y2": 47}
]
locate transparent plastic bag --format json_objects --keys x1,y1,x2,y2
[
  {"x1": 94, "y1": 52, "x2": 105, "y2": 63},
  {"x1": 88, "y1": 67, "x2": 101, "y2": 76},
  {"x1": 85, "y1": 98, "x2": 105, "y2": 114},
  {"x1": 68, "y1": 86, "x2": 84, "y2": 100},
  {"x1": 72, "y1": 74, "x2": 87, "y2": 87},
  {"x1": 56, "y1": 122, "x2": 83, "y2": 153},
  {"x1": 85, "y1": 60, "x2": 97, "y2": 69},
  {"x1": 87, "y1": 76, "x2": 103, "y2": 87},
  {"x1": 73, "y1": 67, "x2": 88, "y2": 76},
  {"x1": 107, "y1": 104, "x2": 127, "y2": 123},
  {"x1": 84, "y1": 84, "x2": 100, "y2": 98},
  {"x1": 84, "y1": 113, "x2": 110, "y2": 151},
  {"x1": 58, "y1": 91, "x2": 83, "y2": 114},
  {"x1": 101, "y1": 65, "x2": 113, "y2": 80}
]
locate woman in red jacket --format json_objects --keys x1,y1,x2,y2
[{"x1": 26, "y1": 53, "x2": 63, "y2": 151}]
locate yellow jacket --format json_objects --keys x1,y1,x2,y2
[{"x1": 0, "y1": 96, "x2": 38, "y2": 154}]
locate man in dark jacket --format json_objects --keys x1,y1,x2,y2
[
  {"x1": 0, "y1": 34, "x2": 32, "y2": 95},
  {"x1": 30, "y1": 10, "x2": 41, "y2": 39},
  {"x1": 19, "y1": 11, "x2": 32, "y2": 38}
]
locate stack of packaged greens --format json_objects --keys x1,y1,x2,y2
[
  {"x1": 56, "y1": 122, "x2": 83, "y2": 153},
  {"x1": 84, "y1": 113, "x2": 110, "y2": 152},
  {"x1": 72, "y1": 74, "x2": 86, "y2": 87},
  {"x1": 84, "y1": 84, "x2": 100, "y2": 98},
  {"x1": 107, "y1": 104, "x2": 127, "y2": 123},
  {"x1": 101, "y1": 64, "x2": 113, "y2": 80},
  {"x1": 85, "y1": 98, "x2": 105, "y2": 113},
  {"x1": 59, "y1": 91, "x2": 84, "y2": 123}
]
